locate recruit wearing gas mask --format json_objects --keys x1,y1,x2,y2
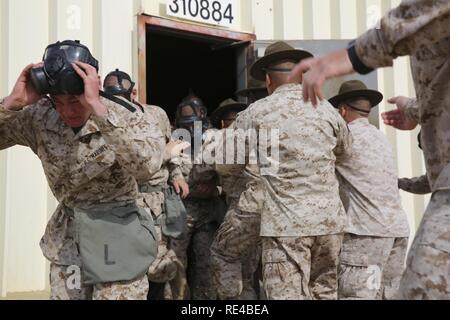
[
  {"x1": 103, "y1": 69, "x2": 136, "y2": 102},
  {"x1": 175, "y1": 93, "x2": 209, "y2": 142}
]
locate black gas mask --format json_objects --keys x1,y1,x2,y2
[
  {"x1": 30, "y1": 40, "x2": 99, "y2": 95},
  {"x1": 175, "y1": 96, "x2": 209, "y2": 135},
  {"x1": 103, "y1": 69, "x2": 135, "y2": 101}
]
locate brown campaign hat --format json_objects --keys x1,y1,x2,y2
[
  {"x1": 250, "y1": 41, "x2": 313, "y2": 81},
  {"x1": 329, "y1": 80, "x2": 383, "y2": 109},
  {"x1": 210, "y1": 98, "x2": 247, "y2": 127},
  {"x1": 235, "y1": 77, "x2": 268, "y2": 98}
]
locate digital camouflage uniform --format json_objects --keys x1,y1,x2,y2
[
  {"x1": 200, "y1": 122, "x2": 263, "y2": 300},
  {"x1": 354, "y1": 0, "x2": 450, "y2": 299},
  {"x1": 0, "y1": 96, "x2": 165, "y2": 300},
  {"x1": 336, "y1": 118, "x2": 410, "y2": 300},
  {"x1": 169, "y1": 129, "x2": 222, "y2": 300},
  {"x1": 397, "y1": 102, "x2": 431, "y2": 196},
  {"x1": 223, "y1": 83, "x2": 352, "y2": 300},
  {"x1": 136, "y1": 103, "x2": 186, "y2": 300},
  {"x1": 210, "y1": 163, "x2": 263, "y2": 300}
]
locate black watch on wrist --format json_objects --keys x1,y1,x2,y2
[{"x1": 347, "y1": 40, "x2": 374, "y2": 75}]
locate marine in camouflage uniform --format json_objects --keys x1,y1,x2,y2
[
  {"x1": 352, "y1": 1, "x2": 450, "y2": 299},
  {"x1": 208, "y1": 98, "x2": 265, "y2": 300},
  {"x1": 211, "y1": 166, "x2": 263, "y2": 300},
  {"x1": 169, "y1": 94, "x2": 224, "y2": 300},
  {"x1": 1, "y1": 61, "x2": 166, "y2": 300},
  {"x1": 208, "y1": 99, "x2": 260, "y2": 300},
  {"x1": 138, "y1": 103, "x2": 187, "y2": 300},
  {"x1": 292, "y1": 0, "x2": 450, "y2": 299},
  {"x1": 216, "y1": 42, "x2": 353, "y2": 300},
  {"x1": 102, "y1": 70, "x2": 187, "y2": 300},
  {"x1": 329, "y1": 80, "x2": 410, "y2": 300}
]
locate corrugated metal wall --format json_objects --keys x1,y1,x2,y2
[{"x1": 0, "y1": 0, "x2": 427, "y2": 296}]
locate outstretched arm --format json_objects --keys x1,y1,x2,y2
[{"x1": 290, "y1": 0, "x2": 450, "y2": 105}]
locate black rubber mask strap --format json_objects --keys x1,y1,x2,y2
[{"x1": 99, "y1": 90, "x2": 136, "y2": 112}]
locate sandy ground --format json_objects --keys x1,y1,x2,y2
[{"x1": 0, "y1": 291, "x2": 50, "y2": 300}]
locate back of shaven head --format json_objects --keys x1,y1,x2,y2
[{"x1": 266, "y1": 61, "x2": 298, "y2": 87}]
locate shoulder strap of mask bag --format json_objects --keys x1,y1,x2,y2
[{"x1": 99, "y1": 90, "x2": 137, "y2": 113}]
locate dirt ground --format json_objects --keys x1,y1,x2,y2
[{"x1": 0, "y1": 291, "x2": 49, "y2": 300}]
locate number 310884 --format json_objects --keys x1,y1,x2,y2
[{"x1": 168, "y1": 0, "x2": 234, "y2": 24}]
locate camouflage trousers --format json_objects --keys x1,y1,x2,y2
[
  {"x1": 147, "y1": 225, "x2": 187, "y2": 300},
  {"x1": 397, "y1": 190, "x2": 450, "y2": 299},
  {"x1": 50, "y1": 262, "x2": 148, "y2": 300},
  {"x1": 338, "y1": 234, "x2": 408, "y2": 300},
  {"x1": 262, "y1": 234, "x2": 343, "y2": 300},
  {"x1": 210, "y1": 204, "x2": 261, "y2": 300},
  {"x1": 170, "y1": 198, "x2": 219, "y2": 300}
]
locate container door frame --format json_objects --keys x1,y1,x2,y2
[{"x1": 137, "y1": 14, "x2": 256, "y2": 104}]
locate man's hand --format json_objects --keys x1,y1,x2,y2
[
  {"x1": 381, "y1": 96, "x2": 418, "y2": 131},
  {"x1": 2, "y1": 63, "x2": 44, "y2": 111},
  {"x1": 289, "y1": 49, "x2": 354, "y2": 106},
  {"x1": 72, "y1": 61, "x2": 107, "y2": 116},
  {"x1": 172, "y1": 177, "x2": 189, "y2": 199},
  {"x1": 166, "y1": 140, "x2": 191, "y2": 159}
]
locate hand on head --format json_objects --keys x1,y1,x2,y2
[
  {"x1": 72, "y1": 61, "x2": 107, "y2": 116},
  {"x1": 3, "y1": 63, "x2": 44, "y2": 110}
]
